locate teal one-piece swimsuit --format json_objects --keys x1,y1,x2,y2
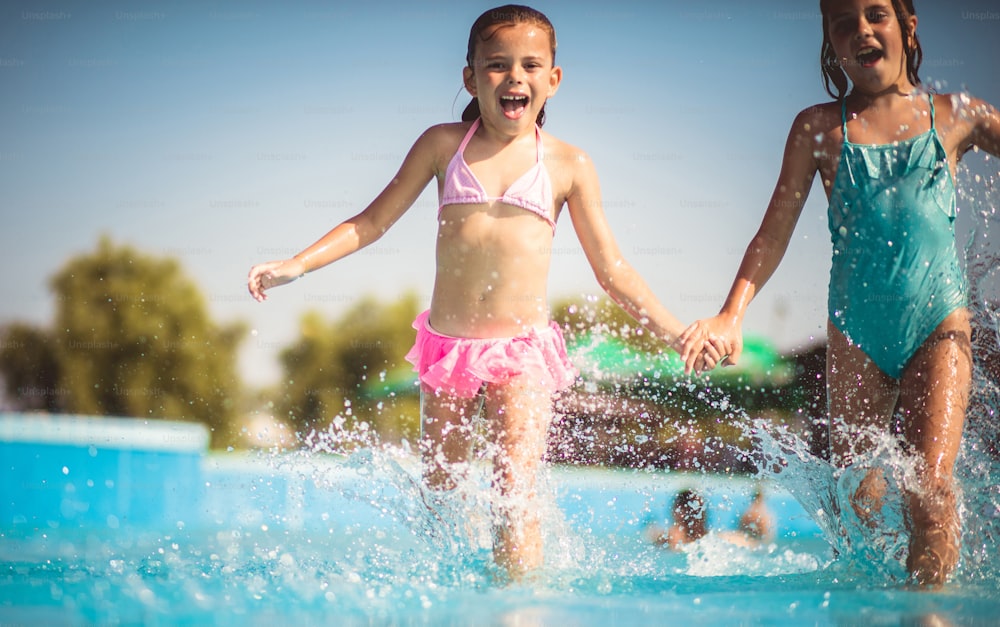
[{"x1": 827, "y1": 93, "x2": 968, "y2": 379}]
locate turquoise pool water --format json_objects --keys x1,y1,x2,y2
[{"x1": 2, "y1": 413, "x2": 999, "y2": 625}]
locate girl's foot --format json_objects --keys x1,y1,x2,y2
[
  {"x1": 851, "y1": 468, "x2": 888, "y2": 528},
  {"x1": 907, "y1": 523, "x2": 960, "y2": 587},
  {"x1": 906, "y1": 488, "x2": 960, "y2": 587}
]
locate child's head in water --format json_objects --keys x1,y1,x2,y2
[
  {"x1": 461, "y1": 5, "x2": 560, "y2": 126},
  {"x1": 673, "y1": 490, "x2": 709, "y2": 542},
  {"x1": 819, "y1": 0, "x2": 923, "y2": 99}
]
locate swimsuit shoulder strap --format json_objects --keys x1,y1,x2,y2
[
  {"x1": 927, "y1": 92, "x2": 937, "y2": 129},
  {"x1": 460, "y1": 119, "x2": 542, "y2": 161},
  {"x1": 457, "y1": 118, "x2": 481, "y2": 154},
  {"x1": 840, "y1": 98, "x2": 849, "y2": 142}
]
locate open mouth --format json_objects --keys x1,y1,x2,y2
[
  {"x1": 855, "y1": 47, "x2": 884, "y2": 67},
  {"x1": 500, "y1": 94, "x2": 529, "y2": 119}
]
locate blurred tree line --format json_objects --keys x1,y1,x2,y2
[
  {"x1": 0, "y1": 237, "x2": 826, "y2": 463},
  {"x1": 0, "y1": 237, "x2": 427, "y2": 449},
  {"x1": 0, "y1": 237, "x2": 246, "y2": 446},
  {"x1": 271, "y1": 293, "x2": 421, "y2": 445}
]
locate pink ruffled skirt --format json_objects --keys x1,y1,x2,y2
[{"x1": 405, "y1": 310, "x2": 578, "y2": 398}]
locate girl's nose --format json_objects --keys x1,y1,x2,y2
[{"x1": 853, "y1": 17, "x2": 873, "y2": 40}]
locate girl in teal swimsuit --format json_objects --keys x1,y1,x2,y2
[{"x1": 680, "y1": 0, "x2": 1000, "y2": 586}]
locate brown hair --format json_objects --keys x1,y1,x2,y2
[
  {"x1": 819, "y1": 0, "x2": 923, "y2": 100},
  {"x1": 462, "y1": 5, "x2": 557, "y2": 126},
  {"x1": 673, "y1": 490, "x2": 709, "y2": 541}
]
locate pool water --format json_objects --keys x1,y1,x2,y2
[{"x1": 2, "y1": 413, "x2": 1000, "y2": 626}]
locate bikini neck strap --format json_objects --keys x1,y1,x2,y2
[{"x1": 458, "y1": 118, "x2": 543, "y2": 160}]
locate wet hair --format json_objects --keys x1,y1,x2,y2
[
  {"x1": 462, "y1": 5, "x2": 557, "y2": 126},
  {"x1": 673, "y1": 490, "x2": 709, "y2": 540},
  {"x1": 819, "y1": 0, "x2": 923, "y2": 100}
]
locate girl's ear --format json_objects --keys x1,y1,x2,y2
[
  {"x1": 463, "y1": 66, "x2": 476, "y2": 96},
  {"x1": 905, "y1": 15, "x2": 918, "y2": 51},
  {"x1": 547, "y1": 65, "x2": 563, "y2": 98}
]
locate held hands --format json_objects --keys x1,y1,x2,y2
[
  {"x1": 678, "y1": 314, "x2": 743, "y2": 376},
  {"x1": 247, "y1": 258, "x2": 306, "y2": 302}
]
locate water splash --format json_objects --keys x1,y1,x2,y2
[
  {"x1": 293, "y1": 416, "x2": 589, "y2": 587},
  {"x1": 956, "y1": 157, "x2": 1000, "y2": 584}
]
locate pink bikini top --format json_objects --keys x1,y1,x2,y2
[{"x1": 439, "y1": 118, "x2": 557, "y2": 232}]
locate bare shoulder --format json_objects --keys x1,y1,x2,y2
[
  {"x1": 416, "y1": 121, "x2": 473, "y2": 149},
  {"x1": 413, "y1": 122, "x2": 473, "y2": 175},
  {"x1": 784, "y1": 102, "x2": 842, "y2": 172},
  {"x1": 539, "y1": 130, "x2": 592, "y2": 170},
  {"x1": 933, "y1": 92, "x2": 999, "y2": 124},
  {"x1": 539, "y1": 130, "x2": 596, "y2": 197},
  {"x1": 792, "y1": 102, "x2": 841, "y2": 137},
  {"x1": 932, "y1": 92, "x2": 1000, "y2": 155}
]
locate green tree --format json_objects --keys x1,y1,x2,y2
[
  {"x1": 276, "y1": 292, "x2": 421, "y2": 443},
  {"x1": 0, "y1": 323, "x2": 62, "y2": 411},
  {"x1": 42, "y1": 237, "x2": 245, "y2": 445}
]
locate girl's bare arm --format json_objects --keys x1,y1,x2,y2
[
  {"x1": 567, "y1": 150, "x2": 689, "y2": 351},
  {"x1": 679, "y1": 108, "x2": 822, "y2": 372},
  {"x1": 248, "y1": 127, "x2": 442, "y2": 301}
]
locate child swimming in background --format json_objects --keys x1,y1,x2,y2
[
  {"x1": 248, "y1": 5, "x2": 723, "y2": 580},
  {"x1": 646, "y1": 488, "x2": 773, "y2": 550},
  {"x1": 680, "y1": 0, "x2": 1000, "y2": 586},
  {"x1": 646, "y1": 490, "x2": 710, "y2": 550},
  {"x1": 737, "y1": 487, "x2": 775, "y2": 545}
]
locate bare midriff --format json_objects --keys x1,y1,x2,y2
[{"x1": 430, "y1": 202, "x2": 554, "y2": 338}]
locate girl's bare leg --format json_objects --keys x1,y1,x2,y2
[
  {"x1": 827, "y1": 322, "x2": 899, "y2": 522},
  {"x1": 896, "y1": 309, "x2": 972, "y2": 586},
  {"x1": 483, "y1": 378, "x2": 553, "y2": 579},
  {"x1": 420, "y1": 386, "x2": 484, "y2": 490}
]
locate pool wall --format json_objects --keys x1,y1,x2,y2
[{"x1": 1, "y1": 413, "x2": 208, "y2": 530}]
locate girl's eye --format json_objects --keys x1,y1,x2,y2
[
  {"x1": 831, "y1": 18, "x2": 852, "y2": 34},
  {"x1": 867, "y1": 10, "x2": 889, "y2": 22}
]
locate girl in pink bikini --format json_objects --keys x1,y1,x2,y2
[{"x1": 248, "y1": 5, "x2": 724, "y2": 579}]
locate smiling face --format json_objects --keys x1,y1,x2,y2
[
  {"x1": 463, "y1": 21, "x2": 561, "y2": 128},
  {"x1": 824, "y1": 0, "x2": 917, "y2": 96}
]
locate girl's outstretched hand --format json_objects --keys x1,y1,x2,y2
[
  {"x1": 678, "y1": 315, "x2": 742, "y2": 375},
  {"x1": 247, "y1": 258, "x2": 306, "y2": 302}
]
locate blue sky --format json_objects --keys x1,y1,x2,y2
[{"x1": 2, "y1": 0, "x2": 999, "y2": 387}]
